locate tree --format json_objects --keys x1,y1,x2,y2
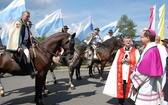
[
  {"x1": 34, "y1": 34, "x2": 46, "y2": 42},
  {"x1": 117, "y1": 14, "x2": 137, "y2": 40}
]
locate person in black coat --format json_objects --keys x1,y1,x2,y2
[{"x1": 163, "y1": 56, "x2": 168, "y2": 102}]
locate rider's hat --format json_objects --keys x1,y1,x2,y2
[
  {"x1": 161, "y1": 39, "x2": 168, "y2": 43},
  {"x1": 108, "y1": 30, "x2": 113, "y2": 33},
  {"x1": 94, "y1": 28, "x2": 100, "y2": 31},
  {"x1": 63, "y1": 25, "x2": 69, "y2": 29}
]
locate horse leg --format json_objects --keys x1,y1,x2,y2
[
  {"x1": 34, "y1": 73, "x2": 46, "y2": 105},
  {"x1": 93, "y1": 63, "x2": 100, "y2": 74},
  {"x1": 42, "y1": 80, "x2": 50, "y2": 97},
  {"x1": 99, "y1": 63, "x2": 106, "y2": 82},
  {"x1": 88, "y1": 65, "x2": 94, "y2": 77},
  {"x1": 92, "y1": 64, "x2": 96, "y2": 73},
  {"x1": 69, "y1": 67, "x2": 75, "y2": 90},
  {"x1": 97, "y1": 64, "x2": 101, "y2": 74},
  {"x1": 50, "y1": 71, "x2": 57, "y2": 84},
  {"x1": 0, "y1": 78, "x2": 5, "y2": 97},
  {"x1": 76, "y1": 67, "x2": 80, "y2": 80},
  {"x1": 76, "y1": 61, "x2": 82, "y2": 80},
  {"x1": 50, "y1": 62, "x2": 57, "y2": 84}
]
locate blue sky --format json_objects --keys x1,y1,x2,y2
[{"x1": 0, "y1": 0, "x2": 168, "y2": 38}]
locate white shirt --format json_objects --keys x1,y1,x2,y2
[
  {"x1": 103, "y1": 34, "x2": 111, "y2": 42},
  {"x1": 122, "y1": 47, "x2": 131, "y2": 82},
  {"x1": 90, "y1": 34, "x2": 102, "y2": 44}
]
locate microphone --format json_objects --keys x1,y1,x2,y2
[{"x1": 125, "y1": 54, "x2": 128, "y2": 58}]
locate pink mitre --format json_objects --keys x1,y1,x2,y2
[{"x1": 148, "y1": 29, "x2": 156, "y2": 36}]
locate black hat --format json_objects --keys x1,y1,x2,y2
[
  {"x1": 108, "y1": 30, "x2": 113, "y2": 33},
  {"x1": 161, "y1": 39, "x2": 168, "y2": 43},
  {"x1": 94, "y1": 28, "x2": 100, "y2": 31},
  {"x1": 63, "y1": 25, "x2": 69, "y2": 29}
]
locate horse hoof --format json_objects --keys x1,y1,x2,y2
[
  {"x1": 43, "y1": 93, "x2": 48, "y2": 97},
  {"x1": 100, "y1": 78, "x2": 104, "y2": 82},
  {"x1": 43, "y1": 89, "x2": 50, "y2": 95},
  {"x1": 89, "y1": 74, "x2": 94, "y2": 77},
  {"x1": 35, "y1": 99, "x2": 45, "y2": 105},
  {"x1": 0, "y1": 90, "x2": 4, "y2": 97},
  {"x1": 54, "y1": 80, "x2": 57, "y2": 84},
  {"x1": 71, "y1": 86, "x2": 75, "y2": 90},
  {"x1": 76, "y1": 77, "x2": 82, "y2": 80}
]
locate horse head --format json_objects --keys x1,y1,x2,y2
[
  {"x1": 115, "y1": 35, "x2": 124, "y2": 49},
  {"x1": 60, "y1": 33, "x2": 76, "y2": 58}
]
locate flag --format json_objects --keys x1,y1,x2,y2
[
  {"x1": 149, "y1": 5, "x2": 156, "y2": 30},
  {"x1": 100, "y1": 21, "x2": 118, "y2": 33},
  {"x1": 35, "y1": 9, "x2": 64, "y2": 36},
  {"x1": 75, "y1": 16, "x2": 93, "y2": 41},
  {"x1": 113, "y1": 28, "x2": 119, "y2": 37},
  {"x1": 158, "y1": 4, "x2": 166, "y2": 41},
  {"x1": 0, "y1": 0, "x2": 26, "y2": 24},
  {"x1": 0, "y1": 23, "x2": 10, "y2": 46}
]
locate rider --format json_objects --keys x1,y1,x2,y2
[
  {"x1": 103, "y1": 30, "x2": 114, "y2": 42},
  {"x1": 6, "y1": 11, "x2": 37, "y2": 79},
  {"x1": 84, "y1": 28, "x2": 102, "y2": 65},
  {"x1": 59, "y1": 25, "x2": 75, "y2": 65}
]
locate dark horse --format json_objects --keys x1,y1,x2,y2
[
  {"x1": 0, "y1": 32, "x2": 75, "y2": 105},
  {"x1": 68, "y1": 36, "x2": 123, "y2": 89}
]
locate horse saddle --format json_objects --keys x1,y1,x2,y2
[
  {"x1": 86, "y1": 45, "x2": 98, "y2": 60},
  {"x1": 12, "y1": 50, "x2": 27, "y2": 64}
]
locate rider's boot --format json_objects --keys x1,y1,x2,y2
[{"x1": 26, "y1": 63, "x2": 38, "y2": 79}]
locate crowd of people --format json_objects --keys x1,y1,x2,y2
[
  {"x1": 102, "y1": 29, "x2": 168, "y2": 105},
  {"x1": 81, "y1": 22, "x2": 168, "y2": 105}
]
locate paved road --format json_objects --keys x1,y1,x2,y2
[{"x1": 0, "y1": 66, "x2": 119, "y2": 105}]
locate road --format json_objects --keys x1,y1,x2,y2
[{"x1": 0, "y1": 66, "x2": 119, "y2": 105}]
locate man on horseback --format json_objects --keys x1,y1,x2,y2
[
  {"x1": 6, "y1": 11, "x2": 37, "y2": 79},
  {"x1": 84, "y1": 28, "x2": 102, "y2": 65},
  {"x1": 103, "y1": 30, "x2": 114, "y2": 42}
]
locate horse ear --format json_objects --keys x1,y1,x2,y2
[{"x1": 71, "y1": 33, "x2": 76, "y2": 39}]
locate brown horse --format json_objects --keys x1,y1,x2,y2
[
  {"x1": 68, "y1": 36, "x2": 123, "y2": 89},
  {"x1": 88, "y1": 36, "x2": 123, "y2": 81},
  {"x1": 0, "y1": 32, "x2": 75, "y2": 105}
]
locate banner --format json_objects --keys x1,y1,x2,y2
[
  {"x1": 75, "y1": 16, "x2": 93, "y2": 41},
  {"x1": 100, "y1": 21, "x2": 118, "y2": 33},
  {"x1": 149, "y1": 5, "x2": 156, "y2": 30},
  {"x1": 158, "y1": 4, "x2": 165, "y2": 41},
  {"x1": 0, "y1": 23, "x2": 9, "y2": 46},
  {"x1": 35, "y1": 9, "x2": 64, "y2": 36},
  {"x1": 0, "y1": 0, "x2": 26, "y2": 24}
]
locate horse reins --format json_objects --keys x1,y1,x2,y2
[{"x1": 33, "y1": 38, "x2": 58, "y2": 57}]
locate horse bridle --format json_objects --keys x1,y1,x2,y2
[{"x1": 33, "y1": 36, "x2": 72, "y2": 57}]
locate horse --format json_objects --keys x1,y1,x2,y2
[
  {"x1": 68, "y1": 36, "x2": 123, "y2": 89},
  {"x1": 0, "y1": 32, "x2": 75, "y2": 105}
]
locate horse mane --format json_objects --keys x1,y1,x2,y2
[
  {"x1": 40, "y1": 32, "x2": 70, "y2": 44},
  {"x1": 102, "y1": 37, "x2": 117, "y2": 47},
  {"x1": 75, "y1": 42, "x2": 87, "y2": 55}
]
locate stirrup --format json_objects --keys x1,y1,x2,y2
[{"x1": 30, "y1": 71, "x2": 38, "y2": 79}]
